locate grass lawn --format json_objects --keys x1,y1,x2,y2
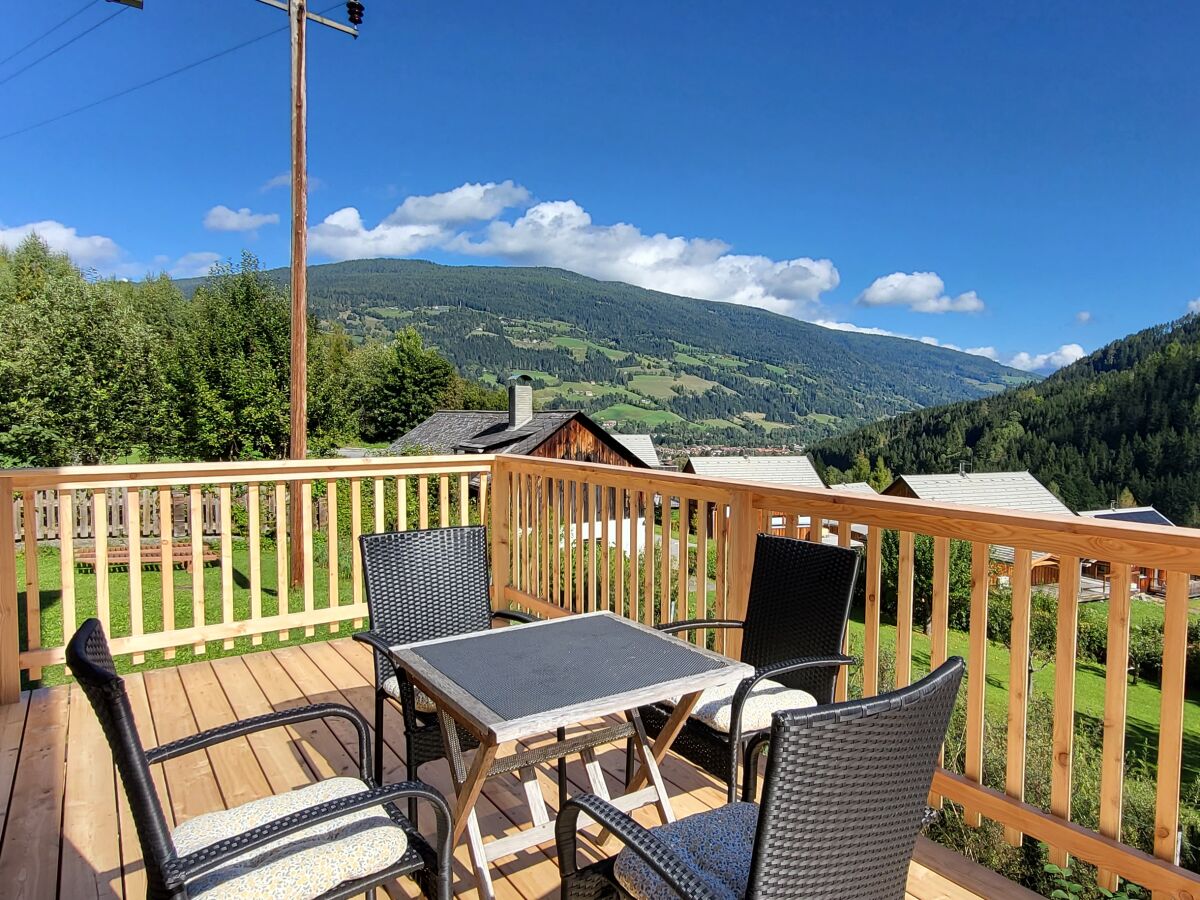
[
  {"x1": 595, "y1": 404, "x2": 684, "y2": 426},
  {"x1": 846, "y1": 609, "x2": 1200, "y2": 783}
]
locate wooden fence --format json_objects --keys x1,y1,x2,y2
[
  {"x1": 2, "y1": 453, "x2": 1200, "y2": 897},
  {"x1": 489, "y1": 455, "x2": 1200, "y2": 900}
]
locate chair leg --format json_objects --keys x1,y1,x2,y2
[
  {"x1": 374, "y1": 690, "x2": 386, "y2": 786},
  {"x1": 742, "y1": 733, "x2": 769, "y2": 802},
  {"x1": 407, "y1": 732, "x2": 420, "y2": 828},
  {"x1": 556, "y1": 726, "x2": 567, "y2": 809}
]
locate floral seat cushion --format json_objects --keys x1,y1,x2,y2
[
  {"x1": 669, "y1": 677, "x2": 816, "y2": 733},
  {"x1": 382, "y1": 675, "x2": 439, "y2": 713},
  {"x1": 173, "y1": 776, "x2": 407, "y2": 899},
  {"x1": 614, "y1": 802, "x2": 759, "y2": 900}
]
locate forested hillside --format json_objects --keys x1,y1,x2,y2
[
  {"x1": 206, "y1": 259, "x2": 1036, "y2": 446},
  {"x1": 812, "y1": 315, "x2": 1200, "y2": 525}
]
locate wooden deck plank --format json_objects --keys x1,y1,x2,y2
[
  {"x1": 60, "y1": 683, "x2": 124, "y2": 899},
  {"x1": 142, "y1": 668, "x2": 225, "y2": 824},
  {"x1": 0, "y1": 638, "x2": 1010, "y2": 900},
  {"x1": 0, "y1": 693, "x2": 29, "y2": 845},
  {"x1": 0, "y1": 687, "x2": 69, "y2": 899}
]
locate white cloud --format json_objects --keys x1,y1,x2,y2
[
  {"x1": 166, "y1": 251, "x2": 221, "y2": 278},
  {"x1": 388, "y1": 180, "x2": 531, "y2": 226},
  {"x1": 1076, "y1": 310, "x2": 1092, "y2": 324},
  {"x1": 455, "y1": 199, "x2": 839, "y2": 314},
  {"x1": 858, "y1": 271, "x2": 985, "y2": 314},
  {"x1": 1188, "y1": 298, "x2": 1200, "y2": 314},
  {"x1": 0, "y1": 219, "x2": 122, "y2": 267},
  {"x1": 310, "y1": 182, "x2": 840, "y2": 315},
  {"x1": 811, "y1": 319, "x2": 899, "y2": 336},
  {"x1": 203, "y1": 205, "x2": 280, "y2": 233},
  {"x1": 1007, "y1": 343, "x2": 1085, "y2": 372}
]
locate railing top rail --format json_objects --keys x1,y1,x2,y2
[
  {"x1": 497, "y1": 456, "x2": 1200, "y2": 573},
  {"x1": 4, "y1": 454, "x2": 497, "y2": 491}
]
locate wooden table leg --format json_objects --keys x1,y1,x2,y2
[
  {"x1": 438, "y1": 709, "x2": 500, "y2": 900},
  {"x1": 625, "y1": 690, "x2": 701, "y2": 795}
]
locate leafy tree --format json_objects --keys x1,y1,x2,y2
[
  {"x1": 879, "y1": 531, "x2": 976, "y2": 630},
  {"x1": 868, "y1": 455, "x2": 894, "y2": 492},
  {"x1": 357, "y1": 328, "x2": 457, "y2": 443}
]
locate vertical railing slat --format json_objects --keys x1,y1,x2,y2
[
  {"x1": 274, "y1": 482, "x2": 289, "y2": 640},
  {"x1": 350, "y1": 477, "x2": 364, "y2": 616},
  {"x1": 301, "y1": 481, "x2": 315, "y2": 637},
  {"x1": 896, "y1": 530, "x2": 915, "y2": 687},
  {"x1": 93, "y1": 489, "x2": 110, "y2": 643},
  {"x1": 439, "y1": 474, "x2": 449, "y2": 528},
  {"x1": 644, "y1": 491, "x2": 656, "y2": 628},
  {"x1": 1004, "y1": 547, "x2": 1033, "y2": 846},
  {"x1": 418, "y1": 476, "x2": 429, "y2": 530},
  {"x1": 862, "y1": 525, "x2": 882, "y2": 697},
  {"x1": 677, "y1": 497, "x2": 691, "y2": 634},
  {"x1": 659, "y1": 494, "x2": 673, "y2": 627},
  {"x1": 326, "y1": 480, "x2": 340, "y2": 634},
  {"x1": 189, "y1": 487, "x2": 205, "y2": 653},
  {"x1": 158, "y1": 487, "x2": 175, "y2": 659},
  {"x1": 459, "y1": 473, "x2": 469, "y2": 527},
  {"x1": 600, "y1": 486, "x2": 611, "y2": 611},
  {"x1": 1098, "y1": 562, "x2": 1131, "y2": 889},
  {"x1": 615, "y1": 486, "x2": 626, "y2": 617},
  {"x1": 0, "y1": 478, "x2": 18, "y2": 701},
  {"x1": 247, "y1": 484, "x2": 262, "y2": 646},
  {"x1": 373, "y1": 478, "x2": 385, "y2": 533},
  {"x1": 963, "y1": 542, "x2": 989, "y2": 827},
  {"x1": 574, "y1": 480, "x2": 585, "y2": 613},
  {"x1": 927, "y1": 535, "x2": 951, "y2": 802},
  {"x1": 552, "y1": 478, "x2": 563, "y2": 610},
  {"x1": 396, "y1": 475, "x2": 408, "y2": 532},
  {"x1": 219, "y1": 485, "x2": 234, "y2": 649},
  {"x1": 22, "y1": 490, "x2": 42, "y2": 678},
  {"x1": 1049, "y1": 554, "x2": 1081, "y2": 868},
  {"x1": 835, "y1": 519, "x2": 853, "y2": 701},
  {"x1": 695, "y1": 498, "x2": 708, "y2": 638},
  {"x1": 1153, "y1": 570, "x2": 1190, "y2": 882},
  {"x1": 126, "y1": 489, "x2": 143, "y2": 665}
]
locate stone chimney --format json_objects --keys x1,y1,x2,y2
[{"x1": 508, "y1": 373, "x2": 533, "y2": 429}]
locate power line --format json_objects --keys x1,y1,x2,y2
[
  {"x1": 0, "y1": 4, "x2": 127, "y2": 88},
  {"x1": 0, "y1": 3, "x2": 346, "y2": 143},
  {"x1": 0, "y1": 0, "x2": 102, "y2": 68}
]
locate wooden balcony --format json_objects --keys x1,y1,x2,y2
[
  {"x1": 1, "y1": 454, "x2": 1199, "y2": 897},
  {"x1": 0, "y1": 637, "x2": 1034, "y2": 899}
]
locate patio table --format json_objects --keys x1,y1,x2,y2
[{"x1": 388, "y1": 610, "x2": 754, "y2": 900}]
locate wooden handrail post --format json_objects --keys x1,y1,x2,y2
[
  {"x1": 725, "y1": 489, "x2": 756, "y2": 660},
  {"x1": 490, "y1": 458, "x2": 511, "y2": 611},
  {"x1": 0, "y1": 477, "x2": 21, "y2": 703}
]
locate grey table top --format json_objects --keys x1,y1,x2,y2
[{"x1": 389, "y1": 611, "x2": 753, "y2": 742}]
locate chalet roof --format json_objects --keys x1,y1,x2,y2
[
  {"x1": 612, "y1": 433, "x2": 662, "y2": 469},
  {"x1": 885, "y1": 471, "x2": 1073, "y2": 516},
  {"x1": 388, "y1": 410, "x2": 647, "y2": 466},
  {"x1": 830, "y1": 482, "x2": 876, "y2": 493},
  {"x1": 1079, "y1": 506, "x2": 1175, "y2": 527},
  {"x1": 684, "y1": 455, "x2": 825, "y2": 488}
]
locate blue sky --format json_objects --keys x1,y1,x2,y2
[{"x1": 2, "y1": 1, "x2": 1198, "y2": 372}]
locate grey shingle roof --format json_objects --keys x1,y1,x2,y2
[
  {"x1": 887, "y1": 471, "x2": 1073, "y2": 516},
  {"x1": 830, "y1": 482, "x2": 876, "y2": 493},
  {"x1": 612, "y1": 434, "x2": 661, "y2": 469},
  {"x1": 684, "y1": 455, "x2": 826, "y2": 488},
  {"x1": 1079, "y1": 506, "x2": 1175, "y2": 527},
  {"x1": 388, "y1": 411, "x2": 577, "y2": 456}
]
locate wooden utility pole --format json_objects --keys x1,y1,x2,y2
[{"x1": 288, "y1": 0, "x2": 308, "y2": 585}]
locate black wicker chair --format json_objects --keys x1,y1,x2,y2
[
  {"x1": 632, "y1": 533, "x2": 860, "y2": 802},
  {"x1": 559, "y1": 657, "x2": 965, "y2": 900},
  {"x1": 66, "y1": 618, "x2": 452, "y2": 900},
  {"x1": 352, "y1": 526, "x2": 538, "y2": 824}
]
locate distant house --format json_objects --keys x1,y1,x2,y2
[
  {"x1": 1079, "y1": 505, "x2": 1176, "y2": 593},
  {"x1": 611, "y1": 433, "x2": 663, "y2": 469},
  {"x1": 683, "y1": 455, "x2": 826, "y2": 536},
  {"x1": 883, "y1": 471, "x2": 1074, "y2": 587},
  {"x1": 388, "y1": 374, "x2": 647, "y2": 468}
]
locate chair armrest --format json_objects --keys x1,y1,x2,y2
[
  {"x1": 725, "y1": 654, "x2": 856, "y2": 802},
  {"x1": 492, "y1": 609, "x2": 538, "y2": 624},
  {"x1": 656, "y1": 618, "x2": 744, "y2": 636},
  {"x1": 554, "y1": 794, "x2": 721, "y2": 900},
  {"x1": 353, "y1": 629, "x2": 404, "y2": 684},
  {"x1": 173, "y1": 781, "x2": 452, "y2": 890},
  {"x1": 147, "y1": 704, "x2": 374, "y2": 781}
]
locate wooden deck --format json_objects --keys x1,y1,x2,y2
[{"x1": 0, "y1": 639, "x2": 1033, "y2": 899}]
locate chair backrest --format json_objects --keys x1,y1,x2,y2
[
  {"x1": 747, "y1": 657, "x2": 964, "y2": 900},
  {"x1": 740, "y1": 533, "x2": 860, "y2": 702},
  {"x1": 359, "y1": 526, "x2": 493, "y2": 683},
  {"x1": 67, "y1": 619, "x2": 179, "y2": 900}
]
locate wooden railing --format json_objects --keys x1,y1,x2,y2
[
  {"x1": 3, "y1": 452, "x2": 1200, "y2": 897},
  {"x1": 490, "y1": 455, "x2": 1200, "y2": 899},
  {"x1": 0, "y1": 455, "x2": 495, "y2": 695}
]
